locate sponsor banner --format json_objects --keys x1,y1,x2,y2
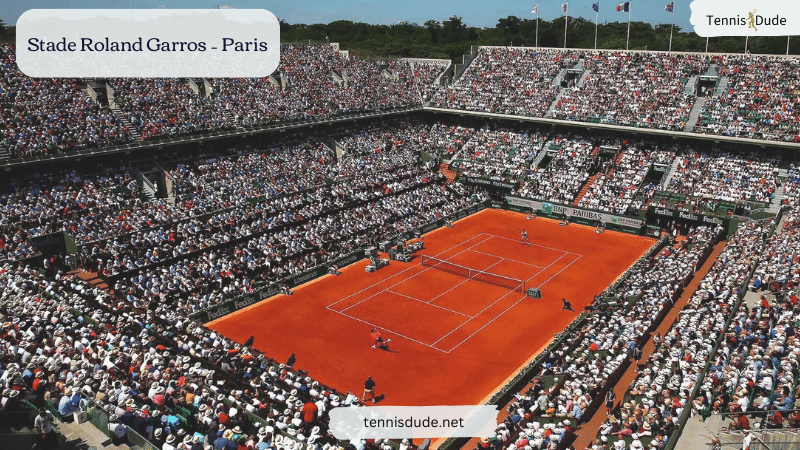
[
  {"x1": 419, "y1": 220, "x2": 444, "y2": 235},
  {"x1": 257, "y1": 283, "x2": 281, "y2": 299},
  {"x1": 195, "y1": 250, "x2": 365, "y2": 322},
  {"x1": 287, "y1": 266, "x2": 328, "y2": 288},
  {"x1": 30, "y1": 232, "x2": 65, "y2": 249},
  {"x1": 653, "y1": 163, "x2": 670, "y2": 173},
  {"x1": 490, "y1": 201, "x2": 504, "y2": 209},
  {"x1": 334, "y1": 250, "x2": 364, "y2": 268},
  {"x1": 505, "y1": 196, "x2": 644, "y2": 229},
  {"x1": 461, "y1": 176, "x2": 518, "y2": 190},
  {"x1": 198, "y1": 288, "x2": 269, "y2": 322},
  {"x1": 648, "y1": 206, "x2": 727, "y2": 226},
  {"x1": 646, "y1": 225, "x2": 663, "y2": 238}
]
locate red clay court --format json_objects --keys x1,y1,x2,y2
[{"x1": 208, "y1": 209, "x2": 655, "y2": 407}]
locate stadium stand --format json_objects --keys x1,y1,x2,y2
[
  {"x1": 550, "y1": 52, "x2": 704, "y2": 130},
  {"x1": 695, "y1": 55, "x2": 800, "y2": 142},
  {"x1": 589, "y1": 218, "x2": 773, "y2": 449},
  {"x1": 0, "y1": 44, "x2": 132, "y2": 158},
  {"x1": 429, "y1": 48, "x2": 578, "y2": 117},
  {"x1": 4, "y1": 36, "x2": 800, "y2": 450}
]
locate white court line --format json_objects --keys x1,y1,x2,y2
[
  {"x1": 467, "y1": 249, "x2": 545, "y2": 269},
  {"x1": 426, "y1": 253, "x2": 507, "y2": 306},
  {"x1": 485, "y1": 233, "x2": 583, "y2": 256},
  {"x1": 528, "y1": 252, "x2": 568, "y2": 283},
  {"x1": 425, "y1": 278, "x2": 471, "y2": 305},
  {"x1": 339, "y1": 235, "x2": 495, "y2": 313},
  {"x1": 431, "y1": 285, "x2": 521, "y2": 346},
  {"x1": 444, "y1": 297, "x2": 527, "y2": 353},
  {"x1": 437, "y1": 251, "x2": 581, "y2": 352},
  {"x1": 537, "y1": 253, "x2": 583, "y2": 288},
  {"x1": 326, "y1": 233, "x2": 488, "y2": 309},
  {"x1": 386, "y1": 289, "x2": 471, "y2": 318},
  {"x1": 325, "y1": 306, "x2": 448, "y2": 353}
]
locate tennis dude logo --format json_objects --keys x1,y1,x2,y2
[
  {"x1": 704, "y1": 10, "x2": 786, "y2": 30},
  {"x1": 690, "y1": 0, "x2": 796, "y2": 36}
]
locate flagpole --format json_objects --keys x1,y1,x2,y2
[
  {"x1": 788, "y1": 36, "x2": 791, "y2": 55},
  {"x1": 705, "y1": 37, "x2": 709, "y2": 52},
  {"x1": 626, "y1": 1, "x2": 631, "y2": 51},
  {"x1": 564, "y1": 4, "x2": 569, "y2": 49},
  {"x1": 669, "y1": 2, "x2": 675, "y2": 53},
  {"x1": 594, "y1": 7, "x2": 599, "y2": 50},
  {"x1": 536, "y1": 4, "x2": 540, "y2": 48},
  {"x1": 745, "y1": 35, "x2": 749, "y2": 54}
]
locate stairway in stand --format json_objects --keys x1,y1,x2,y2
[
  {"x1": 573, "y1": 174, "x2": 599, "y2": 206},
  {"x1": 438, "y1": 163, "x2": 457, "y2": 184},
  {"x1": 615, "y1": 149, "x2": 626, "y2": 165},
  {"x1": 70, "y1": 270, "x2": 110, "y2": 292}
]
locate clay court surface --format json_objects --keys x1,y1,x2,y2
[{"x1": 208, "y1": 209, "x2": 654, "y2": 407}]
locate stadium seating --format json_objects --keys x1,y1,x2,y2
[
  {"x1": 551, "y1": 52, "x2": 704, "y2": 130},
  {"x1": 429, "y1": 48, "x2": 577, "y2": 117},
  {"x1": 695, "y1": 55, "x2": 800, "y2": 142}
]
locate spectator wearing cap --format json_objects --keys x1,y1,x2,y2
[
  {"x1": 58, "y1": 387, "x2": 81, "y2": 419},
  {"x1": 34, "y1": 408, "x2": 58, "y2": 450},
  {"x1": 214, "y1": 429, "x2": 238, "y2": 450},
  {"x1": 108, "y1": 414, "x2": 129, "y2": 445},
  {"x1": 742, "y1": 429, "x2": 752, "y2": 450}
]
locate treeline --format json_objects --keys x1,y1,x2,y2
[
  {"x1": 281, "y1": 16, "x2": 797, "y2": 62},
  {"x1": 0, "y1": 20, "x2": 13, "y2": 43}
]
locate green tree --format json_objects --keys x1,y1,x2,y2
[
  {"x1": 442, "y1": 16, "x2": 467, "y2": 43},
  {"x1": 425, "y1": 20, "x2": 442, "y2": 44},
  {"x1": 498, "y1": 16, "x2": 522, "y2": 37}
]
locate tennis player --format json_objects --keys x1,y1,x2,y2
[
  {"x1": 370, "y1": 328, "x2": 392, "y2": 349},
  {"x1": 521, "y1": 228, "x2": 530, "y2": 245}
]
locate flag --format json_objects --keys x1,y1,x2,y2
[
  {"x1": 561, "y1": 2, "x2": 569, "y2": 12},
  {"x1": 665, "y1": 2, "x2": 674, "y2": 12},
  {"x1": 592, "y1": 2, "x2": 599, "y2": 12},
  {"x1": 531, "y1": 4, "x2": 539, "y2": 14},
  {"x1": 616, "y1": 1, "x2": 629, "y2": 11}
]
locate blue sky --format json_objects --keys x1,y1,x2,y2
[{"x1": 1, "y1": 1, "x2": 695, "y2": 32}]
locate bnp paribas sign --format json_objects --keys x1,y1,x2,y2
[{"x1": 691, "y1": 0, "x2": 794, "y2": 36}]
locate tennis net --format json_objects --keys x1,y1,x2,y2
[{"x1": 420, "y1": 255, "x2": 525, "y2": 293}]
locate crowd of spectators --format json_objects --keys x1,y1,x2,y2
[
  {"x1": 0, "y1": 44, "x2": 131, "y2": 158},
  {"x1": 662, "y1": 150, "x2": 780, "y2": 204},
  {"x1": 5, "y1": 43, "x2": 800, "y2": 162},
  {"x1": 517, "y1": 135, "x2": 597, "y2": 204},
  {"x1": 429, "y1": 48, "x2": 577, "y2": 117},
  {"x1": 0, "y1": 261, "x2": 354, "y2": 450},
  {"x1": 0, "y1": 168, "x2": 144, "y2": 259},
  {"x1": 486, "y1": 225, "x2": 721, "y2": 450},
  {"x1": 695, "y1": 56, "x2": 800, "y2": 142},
  {"x1": 455, "y1": 127, "x2": 545, "y2": 181},
  {"x1": 587, "y1": 219, "x2": 770, "y2": 450},
  {"x1": 213, "y1": 46, "x2": 443, "y2": 127},
  {"x1": 110, "y1": 78, "x2": 233, "y2": 140},
  {"x1": 0, "y1": 44, "x2": 446, "y2": 159},
  {"x1": 693, "y1": 217, "x2": 799, "y2": 432},
  {"x1": 551, "y1": 52, "x2": 703, "y2": 131},
  {"x1": 579, "y1": 146, "x2": 675, "y2": 215}
]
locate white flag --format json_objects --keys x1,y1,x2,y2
[
  {"x1": 561, "y1": 2, "x2": 569, "y2": 12},
  {"x1": 531, "y1": 4, "x2": 539, "y2": 13}
]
